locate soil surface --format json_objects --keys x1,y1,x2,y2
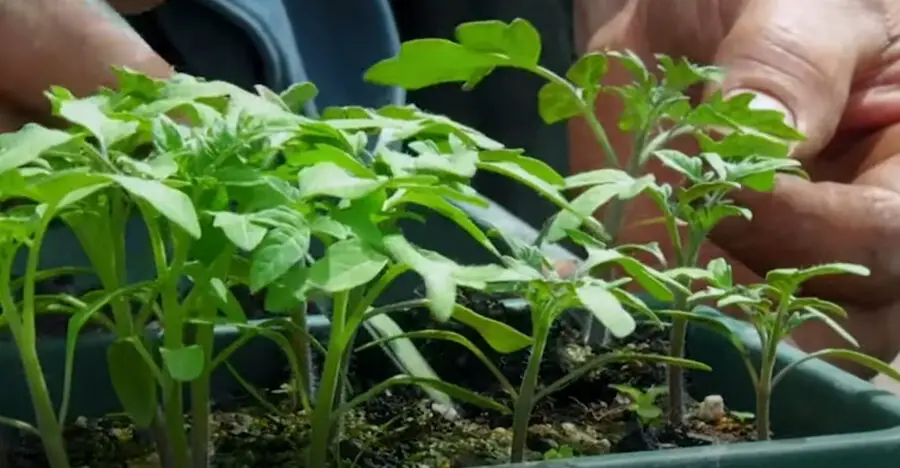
[{"x1": 5, "y1": 292, "x2": 756, "y2": 467}]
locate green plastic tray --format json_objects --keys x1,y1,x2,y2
[{"x1": 497, "y1": 312, "x2": 900, "y2": 468}]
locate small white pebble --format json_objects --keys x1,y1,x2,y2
[
  {"x1": 696, "y1": 394, "x2": 726, "y2": 422},
  {"x1": 431, "y1": 402, "x2": 460, "y2": 421}
]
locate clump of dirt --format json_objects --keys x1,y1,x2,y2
[{"x1": 6, "y1": 291, "x2": 756, "y2": 466}]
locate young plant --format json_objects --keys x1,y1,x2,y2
[
  {"x1": 694, "y1": 263, "x2": 900, "y2": 440},
  {"x1": 0, "y1": 190, "x2": 78, "y2": 468},
  {"x1": 451, "y1": 230, "x2": 709, "y2": 462},
  {"x1": 361, "y1": 17, "x2": 807, "y2": 426},
  {"x1": 610, "y1": 384, "x2": 667, "y2": 427}
]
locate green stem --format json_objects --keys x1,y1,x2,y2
[
  {"x1": 666, "y1": 314, "x2": 688, "y2": 424},
  {"x1": 510, "y1": 322, "x2": 550, "y2": 463},
  {"x1": 15, "y1": 218, "x2": 71, "y2": 468},
  {"x1": 190, "y1": 313, "x2": 214, "y2": 467},
  {"x1": 756, "y1": 294, "x2": 790, "y2": 440},
  {"x1": 666, "y1": 231, "x2": 704, "y2": 425},
  {"x1": 143, "y1": 209, "x2": 191, "y2": 468},
  {"x1": 290, "y1": 303, "x2": 313, "y2": 409},
  {"x1": 189, "y1": 248, "x2": 235, "y2": 468},
  {"x1": 308, "y1": 290, "x2": 350, "y2": 466},
  {"x1": 17, "y1": 343, "x2": 70, "y2": 468},
  {"x1": 756, "y1": 350, "x2": 774, "y2": 441}
]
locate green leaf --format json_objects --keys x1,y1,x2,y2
[
  {"x1": 212, "y1": 211, "x2": 267, "y2": 251},
  {"x1": 654, "y1": 150, "x2": 703, "y2": 181},
  {"x1": 279, "y1": 82, "x2": 319, "y2": 112},
  {"x1": 478, "y1": 150, "x2": 566, "y2": 187},
  {"x1": 450, "y1": 303, "x2": 532, "y2": 353},
  {"x1": 790, "y1": 297, "x2": 847, "y2": 318},
  {"x1": 707, "y1": 258, "x2": 733, "y2": 287},
  {"x1": 108, "y1": 175, "x2": 201, "y2": 238},
  {"x1": 0, "y1": 124, "x2": 76, "y2": 174},
  {"x1": 383, "y1": 235, "x2": 456, "y2": 321},
  {"x1": 575, "y1": 283, "x2": 636, "y2": 338},
  {"x1": 297, "y1": 163, "x2": 386, "y2": 200},
  {"x1": 454, "y1": 18, "x2": 542, "y2": 67},
  {"x1": 692, "y1": 91, "x2": 805, "y2": 141},
  {"x1": 564, "y1": 168, "x2": 633, "y2": 189},
  {"x1": 581, "y1": 247, "x2": 673, "y2": 302},
  {"x1": 566, "y1": 52, "x2": 608, "y2": 91},
  {"x1": 636, "y1": 405, "x2": 663, "y2": 422},
  {"x1": 477, "y1": 160, "x2": 568, "y2": 206},
  {"x1": 49, "y1": 91, "x2": 139, "y2": 150},
  {"x1": 160, "y1": 345, "x2": 206, "y2": 382},
  {"x1": 537, "y1": 82, "x2": 582, "y2": 124},
  {"x1": 793, "y1": 308, "x2": 858, "y2": 347},
  {"x1": 338, "y1": 374, "x2": 510, "y2": 417},
  {"x1": 545, "y1": 183, "x2": 621, "y2": 242},
  {"x1": 309, "y1": 237, "x2": 389, "y2": 293},
  {"x1": 390, "y1": 191, "x2": 498, "y2": 255},
  {"x1": 773, "y1": 348, "x2": 900, "y2": 390},
  {"x1": 365, "y1": 39, "x2": 504, "y2": 90},
  {"x1": 286, "y1": 144, "x2": 374, "y2": 178},
  {"x1": 108, "y1": 339, "x2": 158, "y2": 427},
  {"x1": 657, "y1": 55, "x2": 722, "y2": 92},
  {"x1": 766, "y1": 263, "x2": 870, "y2": 291},
  {"x1": 263, "y1": 265, "x2": 310, "y2": 312},
  {"x1": 249, "y1": 220, "x2": 311, "y2": 292}
]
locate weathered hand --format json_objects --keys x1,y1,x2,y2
[{"x1": 570, "y1": 0, "x2": 900, "y2": 378}]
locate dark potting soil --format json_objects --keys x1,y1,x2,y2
[{"x1": 6, "y1": 292, "x2": 756, "y2": 467}]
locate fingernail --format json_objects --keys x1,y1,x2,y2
[{"x1": 725, "y1": 89, "x2": 796, "y2": 129}]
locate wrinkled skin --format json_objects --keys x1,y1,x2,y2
[{"x1": 571, "y1": 0, "x2": 900, "y2": 379}]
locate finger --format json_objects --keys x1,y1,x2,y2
[{"x1": 710, "y1": 0, "x2": 886, "y2": 160}]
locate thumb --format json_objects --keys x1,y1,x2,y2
[{"x1": 711, "y1": 0, "x2": 881, "y2": 159}]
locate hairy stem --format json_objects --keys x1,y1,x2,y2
[
  {"x1": 666, "y1": 231, "x2": 703, "y2": 425},
  {"x1": 15, "y1": 219, "x2": 71, "y2": 468},
  {"x1": 756, "y1": 294, "x2": 790, "y2": 440},
  {"x1": 308, "y1": 291, "x2": 350, "y2": 466},
  {"x1": 510, "y1": 323, "x2": 550, "y2": 462}
]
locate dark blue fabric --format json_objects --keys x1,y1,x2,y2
[{"x1": 153, "y1": 0, "x2": 404, "y2": 110}]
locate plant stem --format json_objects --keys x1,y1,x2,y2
[
  {"x1": 756, "y1": 353, "x2": 774, "y2": 441},
  {"x1": 308, "y1": 291, "x2": 349, "y2": 466},
  {"x1": 17, "y1": 342, "x2": 70, "y2": 468},
  {"x1": 666, "y1": 314, "x2": 688, "y2": 424},
  {"x1": 190, "y1": 321, "x2": 214, "y2": 468},
  {"x1": 510, "y1": 323, "x2": 550, "y2": 462},
  {"x1": 666, "y1": 233, "x2": 703, "y2": 425},
  {"x1": 756, "y1": 294, "x2": 789, "y2": 440},
  {"x1": 143, "y1": 209, "x2": 191, "y2": 468},
  {"x1": 290, "y1": 303, "x2": 314, "y2": 408},
  {"x1": 16, "y1": 219, "x2": 70, "y2": 468},
  {"x1": 161, "y1": 383, "x2": 190, "y2": 468}
]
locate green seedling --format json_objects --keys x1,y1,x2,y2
[
  {"x1": 362, "y1": 17, "x2": 808, "y2": 427},
  {"x1": 0, "y1": 70, "x2": 539, "y2": 468},
  {"x1": 443, "y1": 228, "x2": 710, "y2": 462},
  {"x1": 692, "y1": 262, "x2": 900, "y2": 440},
  {"x1": 544, "y1": 445, "x2": 575, "y2": 460},
  {"x1": 610, "y1": 384, "x2": 667, "y2": 426}
]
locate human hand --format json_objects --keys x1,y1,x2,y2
[
  {"x1": 569, "y1": 0, "x2": 900, "y2": 378},
  {"x1": 0, "y1": 0, "x2": 171, "y2": 132}
]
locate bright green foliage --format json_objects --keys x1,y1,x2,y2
[
  {"x1": 0, "y1": 15, "x2": 896, "y2": 468},
  {"x1": 366, "y1": 15, "x2": 900, "y2": 461},
  {"x1": 610, "y1": 384, "x2": 667, "y2": 425}
]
